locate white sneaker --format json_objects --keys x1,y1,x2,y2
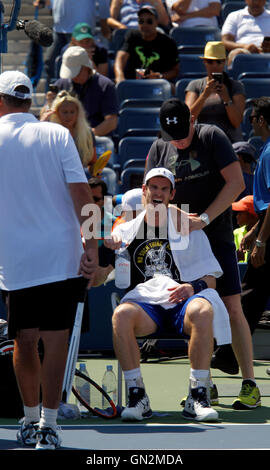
[
  {"x1": 16, "y1": 419, "x2": 39, "y2": 446},
  {"x1": 121, "y1": 387, "x2": 152, "y2": 421},
  {"x1": 182, "y1": 386, "x2": 219, "y2": 422},
  {"x1": 35, "y1": 426, "x2": 62, "y2": 450}
]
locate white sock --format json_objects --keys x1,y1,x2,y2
[
  {"x1": 190, "y1": 369, "x2": 210, "y2": 388},
  {"x1": 24, "y1": 405, "x2": 40, "y2": 425},
  {"x1": 39, "y1": 407, "x2": 58, "y2": 431},
  {"x1": 123, "y1": 368, "x2": 144, "y2": 391}
]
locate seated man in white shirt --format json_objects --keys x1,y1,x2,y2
[
  {"x1": 165, "y1": 0, "x2": 221, "y2": 28},
  {"x1": 221, "y1": 0, "x2": 270, "y2": 67}
]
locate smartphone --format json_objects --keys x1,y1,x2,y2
[{"x1": 212, "y1": 73, "x2": 223, "y2": 84}]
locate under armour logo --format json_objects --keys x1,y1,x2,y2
[{"x1": 166, "y1": 116, "x2": 178, "y2": 125}]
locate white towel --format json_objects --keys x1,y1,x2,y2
[
  {"x1": 114, "y1": 208, "x2": 231, "y2": 345},
  {"x1": 121, "y1": 275, "x2": 232, "y2": 345}
]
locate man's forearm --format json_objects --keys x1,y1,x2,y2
[
  {"x1": 93, "y1": 115, "x2": 118, "y2": 136},
  {"x1": 257, "y1": 203, "x2": 270, "y2": 244}
]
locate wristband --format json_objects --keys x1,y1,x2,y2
[{"x1": 190, "y1": 279, "x2": 208, "y2": 294}]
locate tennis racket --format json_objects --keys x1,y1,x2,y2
[
  {"x1": 62, "y1": 300, "x2": 85, "y2": 403},
  {"x1": 72, "y1": 367, "x2": 118, "y2": 419}
]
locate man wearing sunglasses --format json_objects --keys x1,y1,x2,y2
[
  {"x1": 114, "y1": 6, "x2": 179, "y2": 84},
  {"x1": 239, "y1": 97, "x2": 270, "y2": 342}
]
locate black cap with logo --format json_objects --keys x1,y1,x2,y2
[{"x1": 159, "y1": 98, "x2": 191, "y2": 141}]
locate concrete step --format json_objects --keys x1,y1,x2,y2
[
  {"x1": 3, "y1": 4, "x2": 52, "y2": 17},
  {"x1": 6, "y1": 40, "x2": 31, "y2": 53},
  {"x1": 1, "y1": 52, "x2": 28, "y2": 65},
  {"x1": 4, "y1": 15, "x2": 53, "y2": 27}
]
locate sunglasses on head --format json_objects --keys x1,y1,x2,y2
[
  {"x1": 204, "y1": 59, "x2": 225, "y2": 64},
  {"x1": 138, "y1": 18, "x2": 154, "y2": 25}
]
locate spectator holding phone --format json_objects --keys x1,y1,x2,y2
[
  {"x1": 184, "y1": 42, "x2": 246, "y2": 143},
  {"x1": 221, "y1": 0, "x2": 270, "y2": 67}
]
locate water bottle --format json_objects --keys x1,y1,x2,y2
[
  {"x1": 75, "y1": 363, "x2": 90, "y2": 416},
  {"x1": 102, "y1": 365, "x2": 117, "y2": 408},
  {"x1": 115, "y1": 246, "x2": 131, "y2": 289}
]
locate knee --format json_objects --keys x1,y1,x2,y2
[
  {"x1": 187, "y1": 299, "x2": 214, "y2": 328},
  {"x1": 112, "y1": 303, "x2": 137, "y2": 333}
]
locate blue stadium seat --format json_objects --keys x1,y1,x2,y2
[
  {"x1": 241, "y1": 106, "x2": 252, "y2": 139},
  {"x1": 240, "y1": 77, "x2": 270, "y2": 102},
  {"x1": 117, "y1": 107, "x2": 160, "y2": 139},
  {"x1": 116, "y1": 79, "x2": 172, "y2": 109},
  {"x1": 117, "y1": 136, "x2": 157, "y2": 170},
  {"x1": 220, "y1": 1, "x2": 245, "y2": 24},
  {"x1": 231, "y1": 53, "x2": 270, "y2": 79},
  {"x1": 175, "y1": 78, "x2": 193, "y2": 101},
  {"x1": 178, "y1": 54, "x2": 206, "y2": 78},
  {"x1": 177, "y1": 45, "x2": 205, "y2": 55},
  {"x1": 108, "y1": 28, "x2": 131, "y2": 56},
  {"x1": 170, "y1": 26, "x2": 221, "y2": 47},
  {"x1": 120, "y1": 167, "x2": 145, "y2": 192}
]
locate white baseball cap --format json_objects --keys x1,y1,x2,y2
[
  {"x1": 144, "y1": 167, "x2": 175, "y2": 189},
  {"x1": 0, "y1": 71, "x2": 33, "y2": 99},
  {"x1": 121, "y1": 188, "x2": 143, "y2": 211},
  {"x1": 60, "y1": 46, "x2": 94, "y2": 79}
]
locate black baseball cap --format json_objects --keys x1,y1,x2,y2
[
  {"x1": 138, "y1": 6, "x2": 158, "y2": 18},
  {"x1": 159, "y1": 98, "x2": 191, "y2": 141}
]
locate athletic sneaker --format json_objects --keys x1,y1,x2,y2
[
  {"x1": 121, "y1": 387, "x2": 152, "y2": 421},
  {"x1": 180, "y1": 383, "x2": 219, "y2": 407},
  {"x1": 232, "y1": 382, "x2": 261, "y2": 410},
  {"x1": 16, "y1": 419, "x2": 39, "y2": 447},
  {"x1": 35, "y1": 426, "x2": 62, "y2": 450},
  {"x1": 182, "y1": 386, "x2": 219, "y2": 422}
]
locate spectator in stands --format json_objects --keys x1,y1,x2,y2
[
  {"x1": 165, "y1": 0, "x2": 221, "y2": 28},
  {"x1": 232, "y1": 141, "x2": 257, "y2": 200},
  {"x1": 108, "y1": 0, "x2": 170, "y2": 32},
  {"x1": 33, "y1": 0, "x2": 111, "y2": 88},
  {"x1": 70, "y1": 23, "x2": 109, "y2": 77},
  {"x1": 185, "y1": 41, "x2": 246, "y2": 143},
  {"x1": 232, "y1": 195, "x2": 259, "y2": 262},
  {"x1": 114, "y1": 6, "x2": 180, "y2": 84},
  {"x1": 221, "y1": 0, "x2": 270, "y2": 67},
  {"x1": 54, "y1": 46, "x2": 118, "y2": 137},
  {"x1": 105, "y1": 167, "x2": 232, "y2": 422},
  {"x1": 239, "y1": 97, "x2": 270, "y2": 334},
  {"x1": 42, "y1": 91, "x2": 97, "y2": 174}
]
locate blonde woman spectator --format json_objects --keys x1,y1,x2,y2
[{"x1": 43, "y1": 91, "x2": 96, "y2": 172}]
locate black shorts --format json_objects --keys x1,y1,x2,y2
[
  {"x1": 7, "y1": 277, "x2": 87, "y2": 339},
  {"x1": 210, "y1": 240, "x2": 241, "y2": 297}
]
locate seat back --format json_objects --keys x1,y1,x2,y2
[
  {"x1": 117, "y1": 107, "x2": 160, "y2": 139},
  {"x1": 116, "y1": 79, "x2": 172, "y2": 109},
  {"x1": 117, "y1": 136, "x2": 157, "y2": 170},
  {"x1": 231, "y1": 53, "x2": 270, "y2": 79},
  {"x1": 170, "y1": 26, "x2": 220, "y2": 47}
]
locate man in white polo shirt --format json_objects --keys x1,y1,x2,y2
[
  {"x1": 0, "y1": 71, "x2": 98, "y2": 449},
  {"x1": 221, "y1": 0, "x2": 270, "y2": 66}
]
